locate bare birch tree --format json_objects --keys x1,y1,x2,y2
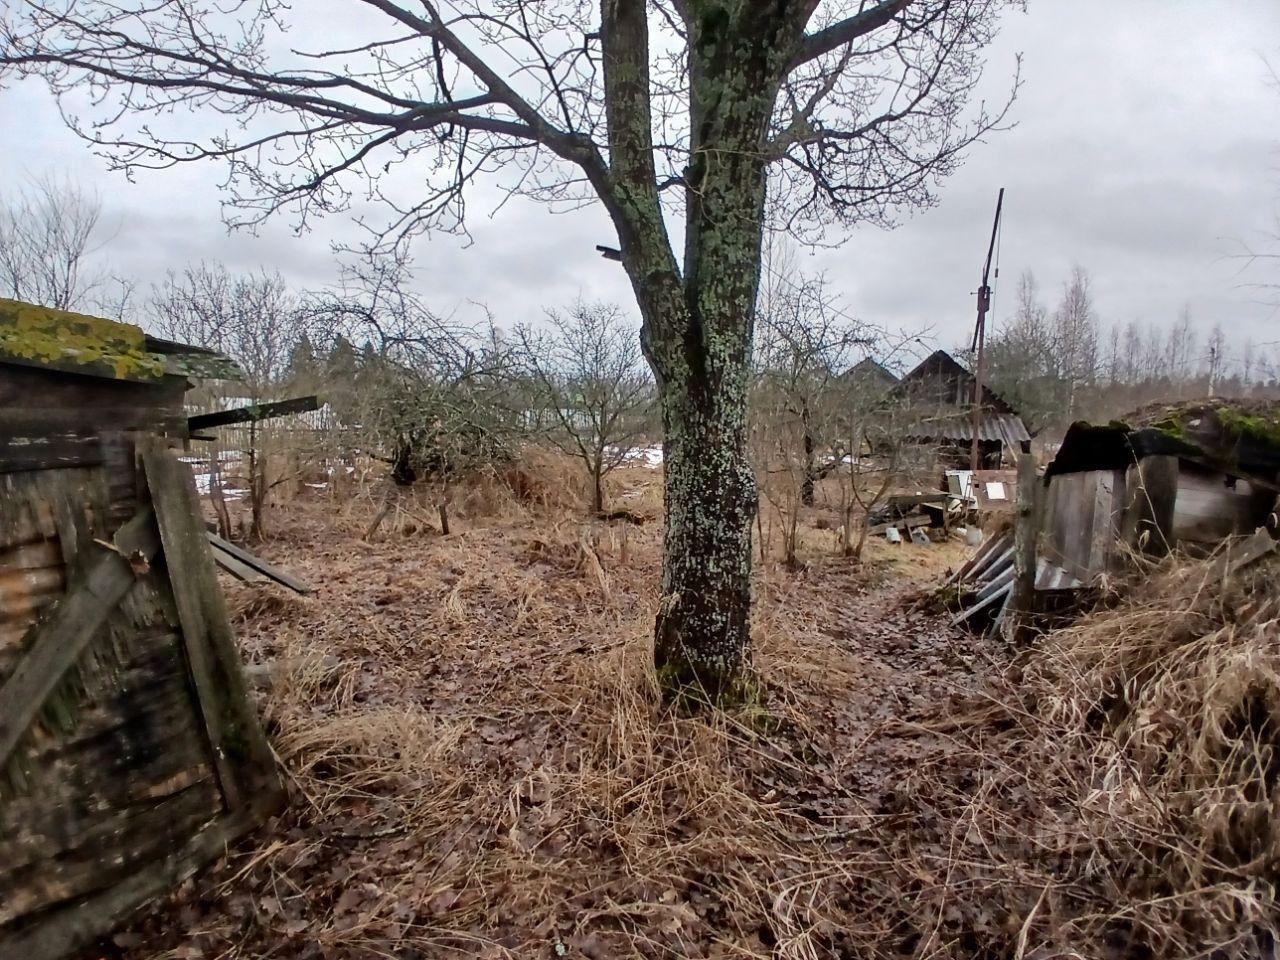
[
  {"x1": 2, "y1": 0, "x2": 1021, "y2": 696},
  {"x1": 0, "y1": 175, "x2": 116, "y2": 311}
]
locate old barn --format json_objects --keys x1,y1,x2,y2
[{"x1": 0, "y1": 299, "x2": 282, "y2": 959}]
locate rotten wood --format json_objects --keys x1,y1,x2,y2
[
  {"x1": 141, "y1": 441, "x2": 281, "y2": 811},
  {"x1": 0, "y1": 508, "x2": 160, "y2": 769},
  {"x1": 1121, "y1": 454, "x2": 1179, "y2": 558}
]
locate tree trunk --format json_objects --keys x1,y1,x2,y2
[
  {"x1": 591, "y1": 465, "x2": 605, "y2": 515},
  {"x1": 596, "y1": 0, "x2": 798, "y2": 700},
  {"x1": 653, "y1": 373, "x2": 757, "y2": 694},
  {"x1": 801, "y1": 401, "x2": 816, "y2": 507}
]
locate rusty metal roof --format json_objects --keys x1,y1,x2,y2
[{"x1": 904, "y1": 411, "x2": 1030, "y2": 447}]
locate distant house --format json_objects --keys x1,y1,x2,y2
[
  {"x1": 840, "y1": 357, "x2": 900, "y2": 394},
  {"x1": 891, "y1": 350, "x2": 1029, "y2": 467}
]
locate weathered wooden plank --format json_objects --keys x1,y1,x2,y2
[
  {"x1": 0, "y1": 508, "x2": 159, "y2": 769},
  {"x1": 141, "y1": 441, "x2": 281, "y2": 813},
  {"x1": 0, "y1": 779, "x2": 219, "y2": 926},
  {"x1": 206, "y1": 531, "x2": 311, "y2": 594},
  {"x1": 1105, "y1": 468, "x2": 1128, "y2": 573},
  {"x1": 0, "y1": 804, "x2": 270, "y2": 960},
  {"x1": 1070, "y1": 471, "x2": 1099, "y2": 580},
  {"x1": 208, "y1": 543, "x2": 267, "y2": 584},
  {"x1": 187, "y1": 394, "x2": 320, "y2": 432},
  {"x1": 976, "y1": 563, "x2": 1016, "y2": 601},
  {"x1": 0, "y1": 628, "x2": 223, "y2": 922},
  {"x1": 952, "y1": 579, "x2": 1013, "y2": 625},
  {"x1": 1121, "y1": 455, "x2": 1179, "y2": 557},
  {"x1": 1087, "y1": 471, "x2": 1116, "y2": 573},
  {"x1": 1006, "y1": 442, "x2": 1039, "y2": 639},
  {"x1": 948, "y1": 528, "x2": 1006, "y2": 585},
  {"x1": 0, "y1": 432, "x2": 104, "y2": 474},
  {"x1": 969, "y1": 542, "x2": 1014, "y2": 583}
]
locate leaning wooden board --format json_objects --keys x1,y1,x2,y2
[{"x1": 0, "y1": 439, "x2": 282, "y2": 959}]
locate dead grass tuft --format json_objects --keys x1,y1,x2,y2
[{"x1": 884, "y1": 542, "x2": 1280, "y2": 958}]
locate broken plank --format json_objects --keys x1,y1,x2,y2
[
  {"x1": 868, "y1": 513, "x2": 931, "y2": 535},
  {"x1": 968, "y1": 542, "x2": 1014, "y2": 584},
  {"x1": 187, "y1": 395, "x2": 319, "y2": 432},
  {"x1": 952, "y1": 579, "x2": 1014, "y2": 626},
  {"x1": 204, "y1": 531, "x2": 311, "y2": 594},
  {"x1": 947, "y1": 529, "x2": 1005, "y2": 585},
  {"x1": 975, "y1": 564, "x2": 1016, "y2": 601},
  {"x1": 209, "y1": 543, "x2": 267, "y2": 584}
]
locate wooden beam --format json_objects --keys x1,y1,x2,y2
[
  {"x1": 186, "y1": 395, "x2": 320, "y2": 432},
  {"x1": 1006, "y1": 441, "x2": 1040, "y2": 641},
  {"x1": 141, "y1": 442, "x2": 281, "y2": 812},
  {"x1": 0, "y1": 509, "x2": 160, "y2": 769},
  {"x1": 206, "y1": 532, "x2": 311, "y2": 594},
  {"x1": 208, "y1": 543, "x2": 267, "y2": 584}
]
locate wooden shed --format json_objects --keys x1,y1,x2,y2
[
  {"x1": 1037, "y1": 401, "x2": 1279, "y2": 588},
  {"x1": 0, "y1": 299, "x2": 283, "y2": 958}
]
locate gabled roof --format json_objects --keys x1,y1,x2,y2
[
  {"x1": 841, "y1": 357, "x2": 900, "y2": 388},
  {"x1": 895, "y1": 349, "x2": 1018, "y2": 416},
  {"x1": 0, "y1": 298, "x2": 241, "y2": 383}
]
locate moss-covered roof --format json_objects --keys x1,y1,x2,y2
[
  {"x1": 1127, "y1": 399, "x2": 1280, "y2": 449},
  {"x1": 0, "y1": 298, "x2": 241, "y2": 383},
  {"x1": 1048, "y1": 398, "x2": 1280, "y2": 482},
  {"x1": 0, "y1": 298, "x2": 167, "y2": 381}
]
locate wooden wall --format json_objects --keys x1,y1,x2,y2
[
  {"x1": 1039, "y1": 467, "x2": 1128, "y2": 585},
  {"x1": 1040, "y1": 458, "x2": 1279, "y2": 590},
  {"x1": 0, "y1": 399, "x2": 280, "y2": 957},
  {"x1": 1170, "y1": 464, "x2": 1275, "y2": 544}
]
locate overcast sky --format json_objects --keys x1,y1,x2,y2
[{"x1": 2, "y1": 1, "x2": 1277, "y2": 370}]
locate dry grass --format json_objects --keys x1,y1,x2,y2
[
  {"x1": 111, "y1": 452, "x2": 1278, "y2": 960},
  {"x1": 883, "y1": 545, "x2": 1280, "y2": 958}
]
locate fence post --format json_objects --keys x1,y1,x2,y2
[{"x1": 1006, "y1": 440, "x2": 1040, "y2": 641}]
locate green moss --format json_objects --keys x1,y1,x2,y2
[
  {"x1": 1213, "y1": 405, "x2": 1280, "y2": 447},
  {"x1": 656, "y1": 660, "x2": 775, "y2": 728},
  {"x1": 0, "y1": 297, "x2": 166, "y2": 380}
]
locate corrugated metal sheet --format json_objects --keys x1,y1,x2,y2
[{"x1": 904, "y1": 412, "x2": 1030, "y2": 447}]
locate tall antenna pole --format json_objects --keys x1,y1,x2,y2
[{"x1": 970, "y1": 187, "x2": 1005, "y2": 473}]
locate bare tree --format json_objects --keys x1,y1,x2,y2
[
  {"x1": 308, "y1": 252, "x2": 524, "y2": 489},
  {"x1": 517, "y1": 301, "x2": 653, "y2": 515},
  {"x1": 150, "y1": 263, "x2": 308, "y2": 540},
  {"x1": 2, "y1": 0, "x2": 1021, "y2": 695},
  {"x1": 0, "y1": 174, "x2": 114, "y2": 310},
  {"x1": 754, "y1": 268, "x2": 868, "y2": 508}
]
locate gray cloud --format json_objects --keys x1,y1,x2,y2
[{"x1": 1, "y1": 0, "x2": 1277, "y2": 361}]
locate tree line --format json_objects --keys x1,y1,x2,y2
[{"x1": 980, "y1": 266, "x2": 1280, "y2": 436}]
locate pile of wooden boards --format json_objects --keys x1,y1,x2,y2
[
  {"x1": 868, "y1": 493, "x2": 950, "y2": 538},
  {"x1": 945, "y1": 528, "x2": 1016, "y2": 632}
]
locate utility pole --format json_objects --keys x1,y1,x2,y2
[{"x1": 970, "y1": 187, "x2": 1005, "y2": 473}]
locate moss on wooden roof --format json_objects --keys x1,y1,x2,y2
[
  {"x1": 0, "y1": 298, "x2": 242, "y2": 383},
  {"x1": 0, "y1": 298, "x2": 167, "y2": 381}
]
